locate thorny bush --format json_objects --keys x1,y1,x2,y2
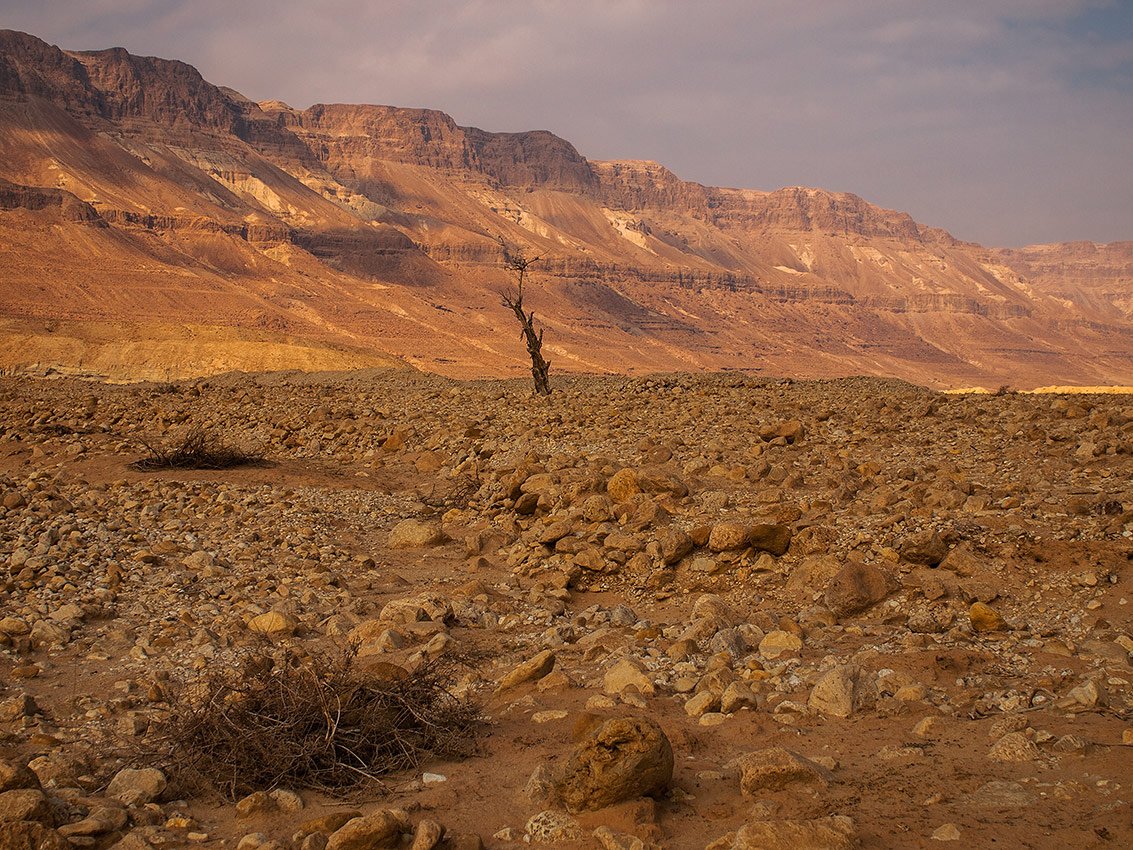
[{"x1": 150, "y1": 644, "x2": 480, "y2": 799}]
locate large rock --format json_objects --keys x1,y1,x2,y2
[
  {"x1": 808, "y1": 664, "x2": 877, "y2": 718},
  {"x1": 604, "y1": 659, "x2": 655, "y2": 696},
  {"x1": 0, "y1": 822, "x2": 70, "y2": 850},
  {"x1": 823, "y1": 561, "x2": 896, "y2": 618},
  {"x1": 899, "y1": 530, "x2": 948, "y2": 566},
  {"x1": 247, "y1": 611, "x2": 299, "y2": 637},
  {"x1": 708, "y1": 522, "x2": 750, "y2": 552},
  {"x1": 691, "y1": 594, "x2": 737, "y2": 629},
  {"x1": 660, "y1": 529, "x2": 694, "y2": 565},
  {"x1": 607, "y1": 469, "x2": 641, "y2": 503},
  {"x1": 387, "y1": 519, "x2": 446, "y2": 549},
  {"x1": 759, "y1": 630, "x2": 802, "y2": 659},
  {"x1": 749, "y1": 524, "x2": 792, "y2": 556},
  {"x1": 0, "y1": 760, "x2": 40, "y2": 793},
  {"x1": 327, "y1": 810, "x2": 409, "y2": 850},
  {"x1": 106, "y1": 767, "x2": 166, "y2": 805},
  {"x1": 0, "y1": 788, "x2": 52, "y2": 824},
  {"x1": 728, "y1": 816, "x2": 858, "y2": 850},
  {"x1": 497, "y1": 650, "x2": 556, "y2": 691},
  {"x1": 738, "y1": 747, "x2": 832, "y2": 795},
  {"x1": 969, "y1": 602, "x2": 1007, "y2": 632},
  {"x1": 554, "y1": 717, "x2": 674, "y2": 813}
]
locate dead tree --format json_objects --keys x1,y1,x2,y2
[{"x1": 500, "y1": 243, "x2": 552, "y2": 396}]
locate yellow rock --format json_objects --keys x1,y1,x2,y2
[
  {"x1": 969, "y1": 602, "x2": 1006, "y2": 632},
  {"x1": 247, "y1": 611, "x2": 299, "y2": 636},
  {"x1": 606, "y1": 468, "x2": 641, "y2": 503}
]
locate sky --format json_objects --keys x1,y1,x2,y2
[{"x1": 2, "y1": 0, "x2": 1131, "y2": 247}]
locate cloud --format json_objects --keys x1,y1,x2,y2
[{"x1": 1, "y1": 0, "x2": 1129, "y2": 245}]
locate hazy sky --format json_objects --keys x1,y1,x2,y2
[{"x1": 3, "y1": 0, "x2": 1131, "y2": 246}]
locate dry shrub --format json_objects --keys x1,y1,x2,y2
[
  {"x1": 153, "y1": 645, "x2": 480, "y2": 799},
  {"x1": 130, "y1": 426, "x2": 266, "y2": 471}
]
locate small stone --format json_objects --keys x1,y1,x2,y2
[
  {"x1": 58, "y1": 806, "x2": 129, "y2": 837},
  {"x1": 823, "y1": 560, "x2": 896, "y2": 618},
  {"x1": 660, "y1": 530, "x2": 694, "y2": 565},
  {"x1": 709, "y1": 522, "x2": 750, "y2": 552},
  {"x1": 269, "y1": 789, "x2": 303, "y2": 812},
  {"x1": 685, "y1": 691, "x2": 720, "y2": 717},
  {"x1": 988, "y1": 732, "x2": 1039, "y2": 762},
  {"x1": 931, "y1": 823, "x2": 961, "y2": 841},
  {"x1": 525, "y1": 810, "x2": 582, "y2": 843},
  {"x1": 410, "y1": 819, "x2": 445, "y2": 850},
  {"x1": 720, "y1": 681, "x2": 758, "y2": 713},
  {"x1": 900, "y1": 530, "x2": 949, "y2": 566},
  {"x1": 295, "y1": 812, "x2": 362, "y2": 840},
  {"x1": 523, "y1": 763, "x2": 561, "y2": 808},
  {"x1": 0, "y1": 693, "x2": 38, "y2": 722},
  {"x1": 236, "y1": 791, "x2": 275, "y2": 818},
  {"x1": 895, "y1": 683, "x2": 928, "y2": 702},
  {"x1": 327, "y1": 810, "x2": 409, "y2": 850},
  {"x1": 738, "y1": 747, "x2": 832, "y2": 795},
  {"x1": 1066, "y1": 679, "x2": 1104, "y2": 708},
  {"x1": 913, "y1": 716, "x2": 940, "y2": 738}
]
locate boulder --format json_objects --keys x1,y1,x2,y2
[
  {"x1": 0, "y1": 788, "x2": 52, "y2": 824},
  {"x1": 808, "y1": 664, "x2": 876, "y2": 718},
  {"x1": 0, "y1": 760, "x2": 40, "y2": 793},
  {"x1": 0, "y1": 823, "x2": 69, "y2": 850},
  {"x1": 708, "y1": 522, "x2": 750, "y2": 552},
  {"x1": 607, "y1": 470, "x2": 641, "y2": 503},
  {"x1": 899, "y1": 530, "x2": 948, "y2": 566},
  {"x1": 387, "y1": 520, "x2": 446, "y2": 549},
  {"x1": 106, "y1": 767, "x2": 166, "y2": 805},
  {"x1": 823, "y1": 560, "x2": 896, "y2": 618},
  {"x1": 749, "y1": 524, "x2": 792, "y2": 556},
  {"x1": 554, "y1": 717, "x2": 674, "y2": 813}
]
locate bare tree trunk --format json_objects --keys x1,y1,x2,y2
[
  {"x1": 499, "y1": 243, "x2": 551, "y2": 396},
  {"x1": 504, "y1": 295, "x2": 551, "y2": 395}
]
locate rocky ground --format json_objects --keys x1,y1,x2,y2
[{"x1": 0, "y1": 369, "x2": 1131, "y2": 850}]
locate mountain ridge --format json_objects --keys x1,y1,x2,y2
[{"x1": 0, "y1": 29, "x2": 1129, "y2": 387}]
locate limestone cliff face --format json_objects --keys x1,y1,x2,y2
[
  {"x1": 272, "y1": 102, "x2": 598, "y2": 193},
  {"x1": 0, "y1": 28, "x2": 1129, "y2": 387},
  {"x1": 997, "y1": 242, "x2": 1133, "y2": 320},
  {"x1": 0, "y1": 176, "x2": 105, "y2": 224}
]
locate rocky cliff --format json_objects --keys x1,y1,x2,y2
[{"x1": 0, "y1": 29, "x2": 1129, "y2": 387}]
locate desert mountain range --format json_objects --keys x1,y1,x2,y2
[{"x1": 0, "y1": 29, "x2": 1130, "y2": 387}]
